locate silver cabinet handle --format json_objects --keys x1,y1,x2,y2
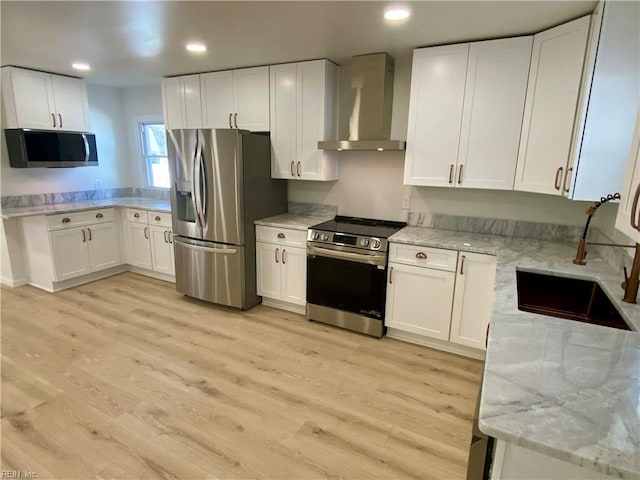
[
  {"x1": 458, "y1": 164, "x2": 463, "y2": 185},
  {"x1": 297, "y1": 161, "x2": 301, "y2": 177},
  {"x1": 389, "y1": 266, "x2": 394, "y2": 284},
  {"x1": 563, "y1": 167, "x2": 573, "y2": 193},
  {"x1": 58, "y1": 114, "x2": 63, "y2": 129},
  {"x1": 448, "y1": 165, "x2": 454, "y2": 184},
  {"x1": 168, "y1": 231, "x2": 173, "y2": 244},
  {"x1": 275, "y1": 247, "x2": 279, "y2": 263},
  {"x1": 460, "y1": 255, "x2": 466, "y2": 275},
  {"x1": 291, "y1": 161, "x2": 295, "y2": 176},
  {"x1": 87, "y1": 227, "x2": 92, "y2": 241},
  {"x1": 163, "y1": 230, "x2": 168, "y2": 243},
  {"x1": 51, "y1": 113, "x2": 56, "y2": 128},
  {"x1": 144, "y1": 226, "x2": 148, "y2": 240},
  {"x1": 282, "y1": 249, "x2": 287, "y2": 265},
  {"x1": 554, "y1": 167, "x2": 564, "y2": 190},
  {"x1": 631, "y1": 182, "x2": 640, "y2": 231},
  {"x1": 228, "y1": 113, "x2": 232, "y2": 128},
  {"x1": 81, "y1": 229, "x2": 86, "y2": 242},
  {"x1": 234, "y1": 113, "x2": 238, "y2": 129}
]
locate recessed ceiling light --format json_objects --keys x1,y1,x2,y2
[
  {"x1": 71, "y1": 62, "x2": 91, "y2": 71},
  {"x1": 384, "y1": 8, "x2": 410, "y2": 21},
  {"x1": 186, "y1": 43, "x2": 207, "y2": 53},
  {"x1": 377, "y1": 147, "x2": 384, "y2": 151}
]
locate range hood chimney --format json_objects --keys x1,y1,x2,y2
[{"x1": 318, "y1": 52, "x2": 405, "y2": 151}]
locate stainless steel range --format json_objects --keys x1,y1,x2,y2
[{"x1": 306, "y1": 216, "x2": 406, "y2": 337}]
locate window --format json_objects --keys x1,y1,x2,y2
[{"x1": 140, "y1": 122, "x2": 169, "y2": 188}]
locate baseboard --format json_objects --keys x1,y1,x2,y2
[
  {"x1": 127, "y1": 266, "x2": 176, "y2": 284},
  {"x1": 386, "y1": 327, "x2": 486, "y2": 360},
  {"x1": 1, "y1": 276, "x2": 29, "y2": 288},
  {"x1": 51, "y1": 265, "x2": 128, "y2": 292},
  {"x1": 261, "y1": 297, "x2": 306, "y2": 315}
]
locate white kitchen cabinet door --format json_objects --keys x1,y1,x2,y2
[
  {"x1": 2, "y1": 67, "x2": 56, "y2": 129},
  {"x1": 86, "y1": 222, "x2": 122, "y2": 272},
  {"x1": 256, "y1": 241, "x2": 281, "y2": 299},
  {"x1": 296, "y1": 60, "x2": 339, "y2": 181},
  {"x1": 162, "y1": 77, "x2": 185, "y2": 130},
  {"x1": 201, "y1": 71, "x2": 234, "y2": 129},
  {"x1": 404, "y1": 44, "x2": 469, "y2": 187},
  {"x1": 457, "y1": 37, "x2": 532, "y2": 190},
  {"x1": 49, "y1": 227, "x2": 91, "y2": 281},
  {"x1": 233, "y1": 66, "x2": 270, "y2": 131},
  {"x1": 49, "y1": 75, "x2": 89, "y2": 132},
  {"x1": 128, "y1": 223, "x2": 152, "y2": 270},
  {"x1": 281, "y1": 246, "x2": 306, "y2": 306},
  {"x1": 385, "y1": 262, "x2": 455, "y2": 341},
  {"x1": 269, "y1": 63, "x2": 298, "y2": 179},
  {"x1": 149, "y1": 226, "x2": 174, "y2": 275},
  {"x1": 514, "y1": 16, "x2": 591, "y2": 195},
  {"x1": 450, "y1": 252, "x2": 496, "y2": 350},
  {"x1": 615, "y1": 108, "x2": 640, "y2": 241},
  {"x1": 181, "y1": 75, "x2": 203, "y2": 129}
]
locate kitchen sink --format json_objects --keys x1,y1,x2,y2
[{"x1": 516, "y1": 271, "x2": 631, "y2": 331}]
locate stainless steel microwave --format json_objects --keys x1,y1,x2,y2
[{"x1": 4, "y1": 129, "x2": 98, "y2": 168}]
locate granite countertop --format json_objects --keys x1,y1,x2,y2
[
  {"x1": 390, "y1": 226, "x2": 640, "y2": 479},
  {"x1": 254, "y1": 213, "x2": 331, "y2": 231},
  {"x1": 1, "y1": 197, "x2": 171, "y2": 219}
]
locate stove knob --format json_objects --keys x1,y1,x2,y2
[
  {"x1": 371, "y1": 239, "x2": 381, "y2": 250},
  {"x1": 311, "y1": 231, "x2": 320, "y2": 241},
  {"x1": 321, "y1": 233, "x2": 330, "y2": 241},
  {"x1": 360, "y1": 238, "x2": 370, "y2": 247}
]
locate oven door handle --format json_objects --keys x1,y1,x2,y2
[{"x1": 307, "y1": 244, "x2": 386, "y2": 267}]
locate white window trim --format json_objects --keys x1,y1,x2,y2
[{"x1": 133, "y1": 114, "x2": 170, "y2": 190}]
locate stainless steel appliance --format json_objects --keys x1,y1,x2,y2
[
  {"x1": 168, "y1": 129, "x2": 287, "y2": 309},
  {"x1": 5, "y1": 129, "x2": 98, "y2": 168},
  {"x1": 306, "y1": 216, "x2": 406, "y2": 337}
]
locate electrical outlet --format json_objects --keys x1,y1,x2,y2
[
  {"x1": 401, "y1": 187, "x2": 411, "y2": 210},
  {"x1": 94, "y1": 178, "x2": 103, "y2": 189}
]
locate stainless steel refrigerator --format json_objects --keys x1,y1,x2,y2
[{"x1": 167, "y1": 129, "x2": 287, "y2": 309}]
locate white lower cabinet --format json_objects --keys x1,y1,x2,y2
[
  {"x1": 86, "y1": 222, "x2": 121, "y2": 272},
  {"x1": 49, "y1": 226, "x2": 91, "y2": 281},
  {"x1": 122, "y1": 209, "x2": 175, "y2": 278},
  {"x1": 255, "y1": 225, "x2": 307, "y2": 312},
  {"x1": 385, "y1": 243, "x2": 496, "y2": 357}
]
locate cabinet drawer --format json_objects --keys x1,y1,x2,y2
[
  {"x1": 46, "y1": 208, "x2": 115, "y2": 231},
  {"x1": 389, "y1": 243, "x2": 458, "y2": 271},
  {"x1": 256, "y1": 225, "x2": 307, "y2": 247},
  {"x1": 126, "y1": 209, "x2": 149, "y2": 224},
  {"x1": 148, "y1": 211, "x2": 172, "y2": 228}
]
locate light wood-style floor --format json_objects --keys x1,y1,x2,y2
[{"x1": 1, "y1": 272, "x2": 483, "y2": 480}]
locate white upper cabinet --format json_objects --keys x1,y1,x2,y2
[
  {"x1": 615, "y1": 108, "x2": 640, "y2": 241},
  {"x1": 404, "y1": 37, "x2": 531, "y2": 190},
  {"x1": 201, "y1": 66, "x2": 270, "y2": 131},
  {"x1": 514, "y1": 16, "x2": 591, "y2": 195},
  {"x1": 457, "y1": 37, "x2": 532, "y2": 190},
  {"x1": 161, "y1": 74, "x2": 203, "y2": 130},
  {"x1": 270, "y1": 59, "x2": 339, "y2": 181},
  {"x1": 566, "y1": 1, "x2": 640, "y2": 201},
  {"x1": 404, "y1": 44, "x2": 469, "y2": 187},
  {"x1": 1, "y1": 66, "x2": 90, "y2": 132}
]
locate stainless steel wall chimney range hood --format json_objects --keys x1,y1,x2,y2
[{"x1": 318, "y1": 53, "x2": 406, "y2": 151}]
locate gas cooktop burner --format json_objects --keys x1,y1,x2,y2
[{"x1": 308, "y1": 215, "x2": 406, "y2": 252}]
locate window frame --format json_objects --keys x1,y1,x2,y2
[{"x1": 136, "y1": 116, "x2": 170, "y2": 189}]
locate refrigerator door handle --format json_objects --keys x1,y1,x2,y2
[
  {"x1": 174, "y1": 237, "x2": 237, "y2": 255},
  {"x1": 198, "y1": 144, "x2": 208, "y2": 224},
  {"x1": 192, "y1": 134, "x2": 206, "y2": 229}
]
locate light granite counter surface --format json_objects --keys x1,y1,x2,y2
[
  {"x1": 254, "y1": 213, "x2": 331, "y2": 231},
  {"x1": 390, "y1": 226, "x2": 640, "y2": 479},
  {"x1": 1, "y1": 197, "x2": 171, "y2": 219}
]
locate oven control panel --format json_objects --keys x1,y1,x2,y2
[{"x1": 307, "y1": 229, "x2": 387, "y2": 252}]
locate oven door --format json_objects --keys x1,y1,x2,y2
[{"x1": 307, "y1": 242, "x2": 388, "y2": 321}]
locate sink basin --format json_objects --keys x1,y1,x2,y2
[{"x1": 516, "y1": 271, "x2": 631, "y2": 331}]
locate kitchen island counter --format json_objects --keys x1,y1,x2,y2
[
  {"x1": 1, "y1": 197, "x2": 171, "y2": 219},
  {"x1": 390, "y1": 226, "x2": 640, "y2": 479}
]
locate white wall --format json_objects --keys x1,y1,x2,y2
[
  {"x1": 121, "y1": 85, "x2": 164, "y2": 188},
  {"x1": 0, "y1": 84, "x2": 133, "y2": 195},
  {"x1": 288, "y1": 51, "x2": 621, "y2": 232}
]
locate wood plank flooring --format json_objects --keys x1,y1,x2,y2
[{"x1": 1, "y1": 272, "x2": 483, "y2": 479}]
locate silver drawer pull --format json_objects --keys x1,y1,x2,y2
[
  {"x1": 95, "y1": 213, "x2": 104, "y2": 219},
  {"x1": 415, "y1": 252, "x2": 427, "y2": 259},
  {"x1": 62, "y1": 217, "x2": 71, "y2": 223}
]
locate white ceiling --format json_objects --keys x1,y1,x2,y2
[{"x1": 1, "y1": 1, "x2": 597, "y2": 88}]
